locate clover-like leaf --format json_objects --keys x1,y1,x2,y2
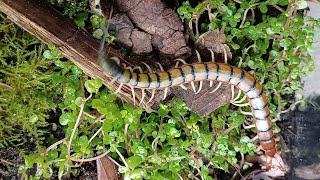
[{"x1": 84, "y1": 79, "x2": 102, "y2": 94}]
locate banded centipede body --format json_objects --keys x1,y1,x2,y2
[{"x1": 98, "y1": 26, "x2": 286, "y2": 170}]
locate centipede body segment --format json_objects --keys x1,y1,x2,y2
[{"x1": 98, "y1": 25, "x2": 286, "y2": 171}]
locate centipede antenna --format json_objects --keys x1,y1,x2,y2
[
  {"x1": 139, "y1": 89, "x2": 146, "y2": 105},
  {"x1": 131, "y1": 86, "x2": 136, "y2": 106},
  {"x1": 232, "y1": 94, "x2": 247, "y2": 104},
  {"x1": 195, "y1": 50, "x2": 202, "y2": 62},
  {"x1": 156, "y1": 62, "x2": 164, "y2": 71},
  {"x1": 209, "y1": 49, "x2": 215, "y2": 62},
  {"x1": 163, "y1": 88, "x2": 169, "y2": 100},
  {"x1": 190, "y1": 82, "x2": 197, "y2": 93},
  {"x1": 180, "y1": 84, "x2": 188, "y2": 90},
  {"x1": 209, "y1": 82, "x2": 222, "y2": 93},
  {"x1": 195, "y1": 81, "x2": 203, "y2": 94},
  {"x1": 146, "y1": 89, "x2": 156, "y2": 104},
  {"x1": 142, "y1": 62, "x2": 153, "y2": 73},
  {"x1": 232, "y1": 102, "x2": 250, "y2": 107}
]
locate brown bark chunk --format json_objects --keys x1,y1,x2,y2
[{"x1": 117, "y1": 0, "x2": 191, "y2": 59}]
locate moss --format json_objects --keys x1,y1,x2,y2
[{"x1": 0, "y1": 14, "x2": 61, "y2": 149}]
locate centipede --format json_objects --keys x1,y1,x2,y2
[{"x1": 98, "y1": 25, "x2": 286, "y2": 171}]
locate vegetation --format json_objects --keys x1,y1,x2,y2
[
  {"x1": 0, "y1": 0, "x2": 318, "y2": 179},
  {"x1": 0, "y1": 14, "x2": 61, "y2": 149}
]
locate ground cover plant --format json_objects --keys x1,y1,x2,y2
[
  {"x1": 0, "y1": 13, "x2": 61, "y2": 149},
  {"x1": 0, "y1": 0, "x2": 318, "y2": 179}
]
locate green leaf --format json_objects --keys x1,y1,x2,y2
[
  {"x1": 259, "y1": 2, "x2": 268, "y2": 13},
  {"x1": 217, "y1": 135, "x2": 228, "y2": 144},
  {"x1": 48, "y1": 150, "x2": 59, "y2": 160},
  {"x1": 92, "y1": 99, "x2": 106, "y2": 109},
  {"x1": 78, "y1": 135, "x2": 89, "y2": 147},
  {"x1": 43, "y1": 50, "x2": 53, "y2": 59},
  {"x1": 102, "y1": 119, "x2": 113, "y2": 134},
  {"x1": 130, "y1": 168, "x2": 146, "y2": 179},
  {"x1": 59, "y1": 112, "x2": 75, "y2": 126},
  {"x1": 90, "y1": 15, "x2": 102, "y2": 28},
  {"x1": 127, "y1": 155, "x2": 143, "y2": 169},
  {"x1": 71, "y1": 65, "x2": 82, "y2": 77},
  {"x1": 296, "y1": 0, "x2": 308, "y2": 10},
  {"x1": 52, "y1": 73, "x2": 64, "y2": 84},
  {"x1": 92, "y1": 29, "x2": 103, "y2": 39},
  {"x1": 104, "y1": 93, "x2": 117, "y2": 102},
  {"x1": 84, "y1": 79, "x2": 103, "y2": 94},
  {"x1": 240, "y1": 136, "x2": 250, "y2": 143},
  {"x1": 25, "y1": 154, "x2": 36, "y2": 168},
  {"x1": 158, "y1": 104, "x2": 168, "y2": 117},
  {"x1": 74, "y1": 97, "x2": 82, "y2": 107},
  {"x1": 58, "y1": 164, "x2": 64, "y2": 180},
  {"x1": 279, "y1": 39, "x2": 292, "y2": 47},
  {"x1": 74, "y1": 12, "x2": 88, "y2": 28}
]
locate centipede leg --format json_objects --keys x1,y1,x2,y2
[
  {"x1": 209, "y1": 49, "x2": 215, "y2": 62},
  {"x1": 195, "y1": 50, "x2": 202, "y2": 62},
  {"x1": 191, "y1": 82, "x2": 197, "y2": 93},
  {"x1": 230, "y1": 85, "x2": 235, "y2": 100},
  {"x1": 146, "y1": 89, "x2": 155, "y2": 104},
  {"x1": 121, "y1": 63, "x2": 127, "y2": 68},
  {"x1": 110, "y1": 57, "x2": 121, "y2": 65},
  {"x1": 133, "y1": 66, "x2": 143, "y2": 73},
  {"x1": 131, "y1": 86, "x2": 136, "y2": 106},
  {"x1": 209, "y1": 82, "x2": 222, "y2": 93},
  {"x1": 266, "y1": 156, "x2": 272, "y2": 171},
  {"x1": 115, "y1": 83, "x2": 123, "y2": 93},
  {"x1": 233, "y1": 102, "x2": 250, "y2": 107},
  {"x1": 231, "y1": 89, "x2": 242, "y2": 103},
  {"x1": 156, "y1": 62, "x2": 164, "y2": 71},
  {"x1": 163, "y1": 88, "x2": 169, "y2": 100},
  {"x1": 195, "y1": 81, "x2": 203, "y2": 94},
  {"x1": 274, "y1": 153, "x2": 287, "y2": 171},
  {"x1": 180, "y1": 84, "x2": 188, "y2": 90},
  {"x1": 232, "y1": 94, "x2": 247, "y2": 104},
  {"x1": 174, "y1": 58, "x2": 187, "y2": 68},
  {"x1": 242, "y1": 123, "x2": 256, "y2": 129},
  {"x1": 209, "y1": 49, "x2": 215, "y2": 86},
  {"x1": 239, "y1": 107, "x2": 253, "y2": 116},
  {"x1": 140, "y1": 89, "x2": 146, "y2": 105},
  {"x1": 142, "y1": 62, "x2": 153, "y2": 73}
]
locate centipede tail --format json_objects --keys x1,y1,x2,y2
[{"x1": 98, "y1": 25, "x2": 286, "y2": 171}]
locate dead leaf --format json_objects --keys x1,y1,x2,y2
[{"x1": 96, "y1": 156, "x2": 119, "y2": 180}]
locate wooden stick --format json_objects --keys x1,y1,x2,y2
[{"x1": 0, "y1": 0, "x2": 160, "y2": 107}]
